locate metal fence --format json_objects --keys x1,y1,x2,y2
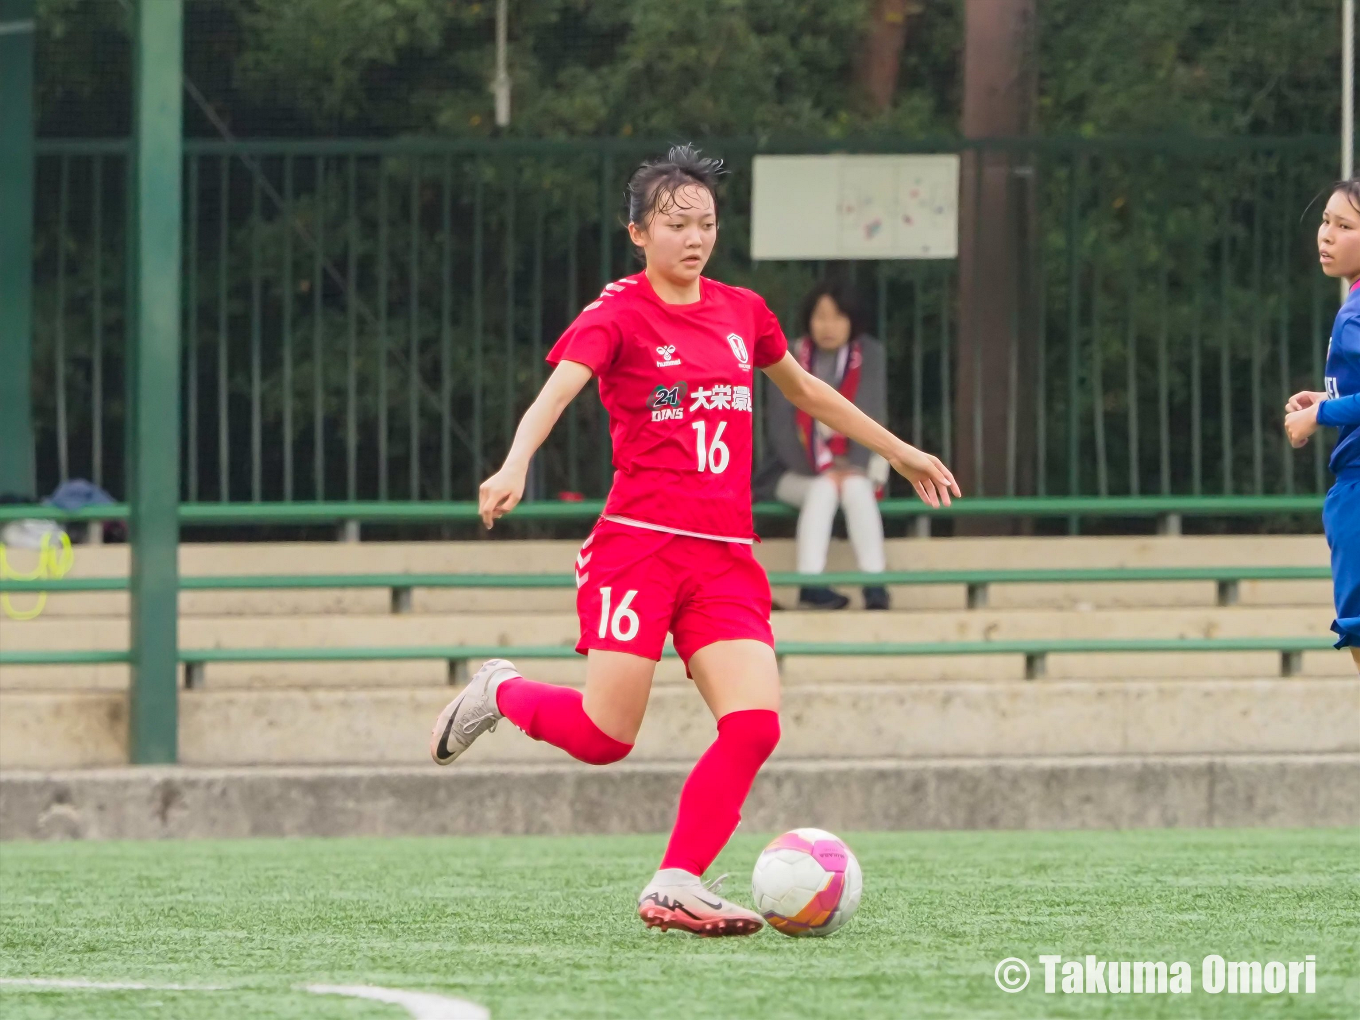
[{"x1": 28, "y1": 134, "x2": 1341, "y2": 506}]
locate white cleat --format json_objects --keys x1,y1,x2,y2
[
  {"x1": 637, "y1": 873, "x2": 765, "y2": 937},
  {"x1": 429, "y1": 658, "x2": 521, "y2": 765}
]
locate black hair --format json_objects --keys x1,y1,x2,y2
[
  {"x1": 624, "y1": 144, "x2": 725, "y2": 230},
  {"x1": 799, "y1": 279, "x2": 869, "y2": 341},
  {"x1": 1328, "y1": 178, "x2": 1360, "y2": 215},
  {"x1": 1304, "y1": 177, "x2": 1360, "y2": 221}
]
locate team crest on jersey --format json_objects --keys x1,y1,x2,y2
[
  {"x1": 650, "y1": 382, "x2": 687, "y2": 421},
  {"x1": 726, "y1": 333, "x2": 750, "y2": 370},
  {"x1": 655, "y1": 344, "x2": 682, "y2": 368}
]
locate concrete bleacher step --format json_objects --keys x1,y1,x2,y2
[
  {"x1": 7, "y1": 754, "x2": 1359, "y2": 840},
  {"x1": 3, "y1": 677, "x2": 1356, "y2": 769},
  {"x1": 3, "y1": 532, "x2": 1326, "y2": 574},
  {"x1": 13, "y1": 579, "x2": 1337, "y2": 619},
  {"x1": 4, "y1": 533, "x2": 1331, "y2": 616},
  {"x1": 4, "y1": 648, "x2": 1356, "y2": 693},
  {"x1": 6, "y1": 604, "x2": 1354, "y2": 691}
]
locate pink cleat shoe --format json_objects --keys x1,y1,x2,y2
[{"x1": 637, "y1": 873, "x2": 764, "y2": 937}]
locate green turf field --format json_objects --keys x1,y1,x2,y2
[{"x1": 2, "y1": 828, "x2": 1357, "y2": 1019}]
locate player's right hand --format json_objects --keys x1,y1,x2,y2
[
  {"x1": 889, "y1": 443, "x2": 961, "y2": 509},
  {"x1": 1286, "y1": 390, "x2": 1328, "y2": 412},
  {"x1": 478, "y1": 468, "x2": 526, "y2": 529}
]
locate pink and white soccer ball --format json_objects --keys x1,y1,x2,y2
[{"x1": 750, "y1": 827, "x2": 863, "y2": 937}]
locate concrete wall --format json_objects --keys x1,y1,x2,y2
[
  {"x1": 3, "y1": 755, "x2": 1357, "y2": 841},
  {"x1": 4, "y1": 679, "x2": 1357, "y2": 769}
]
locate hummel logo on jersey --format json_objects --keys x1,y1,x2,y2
[
  {"x1": 650, "y1": 383, "x2": 685, "y2": 422},
  {"x1": 655, "y1": 344, "x2": 681, "y2": 368},
  {"x1": 726, "y1": 332, "x2": 750, "y2": 370},
  {"x1": 580, "y1": 276, "x2": 638, "y2": 312}
]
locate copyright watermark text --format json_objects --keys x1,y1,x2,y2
[
  {"x1": 994, "y1": 954, "x2": 1317, "y2": 995},
  {"x1": 993, "y1": 958, "x2": 1030, "y2": 992}
]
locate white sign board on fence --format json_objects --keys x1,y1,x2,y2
[{"x1": 750, "y1": 154, "x2": 959, "y2": 260}]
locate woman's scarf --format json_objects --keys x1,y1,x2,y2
[{"x1": 795, "y1": 336, "x2": 862, "y2": 473}]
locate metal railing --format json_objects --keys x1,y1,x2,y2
[
  {"x1": 1, "y1": 564, "x2": 1331, "y2": 612},
  {"x1": 0, "y1": 492, "x2": 1332, "y2": 551},
  {"x1": 2, "y1": 638, "x2": 1338, "y2": 683},
  {"x1": 28, "y1": 134, "x2": 1342, "y2": 509}
]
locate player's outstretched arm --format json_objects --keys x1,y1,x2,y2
[
  {"x1": 479, "y1": 360, "x2": 593, "y2": 528},
  {"x1": 762, "y1": 353, "x2": 961, "y2": 508}
]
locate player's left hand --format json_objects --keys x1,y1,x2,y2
[
  {"x1": 889, "y1": 444, "x2": 961, "y2": 508},
  {"x1": 1284, "y1": 403, "x2": 1321, "y2": 448},
  {"x1": 478, "y1": 466, "x2": 527, "y2": 528}
]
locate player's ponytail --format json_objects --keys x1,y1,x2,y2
[{"x1": 624, "y1": 144, "x2": 725, "y2": 235}]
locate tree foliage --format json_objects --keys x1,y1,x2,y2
[
  {"x1": 34, "y1": 0, "x2": 1342, "y2": 139},
  {"x1": 1037, "y1": 0, "x2": 1342, "y2": 136}
]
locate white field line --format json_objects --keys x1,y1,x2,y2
[
  {"x1": 0, "y1": 978, "x2": 225, "y2": 991},
  {"x1": 305, "y1": 984, "x2": 490, "y2": 1019},
  {"x1": 0, "y1": 979, "x2": 489, "y2": 1017},
  {"x1": 0, "y1": 977, "x2": 489, "y2": 1019}
]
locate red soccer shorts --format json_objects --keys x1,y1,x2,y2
[{"x1": 573, "y1": 519, "x2": 774, "y2": 665}]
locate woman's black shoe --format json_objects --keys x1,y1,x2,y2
[
  {"x1": 862, "y1": 585, "x2": 891, "y2": 611},
  {"x1": 798, "y1": 585, "x2": 851, "y2": 610}
]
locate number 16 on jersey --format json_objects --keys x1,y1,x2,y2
[
  {"x1": 692, "y1": 420, "x2": 730, "y2": 474},
  {"x1": 598, "y1": 586, "x2": 640, "y2": 641}
]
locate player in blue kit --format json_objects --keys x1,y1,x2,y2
[{"x1": 1284, "y1": 179, "x2": 1360, "y2": 665}]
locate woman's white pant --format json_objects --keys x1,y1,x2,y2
[{"x1": 774, "y1": 471, "x2": 886, "y2": 576}]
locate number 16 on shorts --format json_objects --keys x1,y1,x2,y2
[{"x1": 598, "y1": 587, "x2": 640, "y2": 641}]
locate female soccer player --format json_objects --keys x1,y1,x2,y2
[
  {"x1": 430, "y1": 145, "x2": 959, "y2": 936},
  {"x1": 1284, "y1": 178, "x2": 1360, "y2": 666}
]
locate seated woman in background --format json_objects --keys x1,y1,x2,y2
[{"x1": 754, "y1": 280, "x2": 890, "y2": 610}]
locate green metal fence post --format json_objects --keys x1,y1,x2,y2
[
  {"x1": 126, "y1": 0, "x2": 184, "y2": 764},
  {"x1": 598, "y1": 152, "x2": 614, "y2": 494},
  {"x1": 217, "y1": 156, "x2": 230, "y2": 500},
  {"x1": 377, "y1": 159, "x2": 389, "y2": 499},
  {"x1": 282, "y1": 155, "x2": 294, "y2": 500},
  {"x1": 1219, "y1": 211, "x2": 1233, "y2": 495},
  {"x1": 55, "y1": 155, "x2": 70, "y2": 482},
  {"x1": 566, "y1": 199, "x2": 580, "y2": 494},
  {"x1": 313, "y1": 156, "x2": 326, "y2": 499},
  {"x1": 0, "y1": 0, "x2": 36, "y2": 500},
  {"x1": 1065, "y1": 154, "x2": 1082, "y2": 532},
  {"x1": 93, "y1": 155, "x2": 105, "y2": 488},
  {"x1": 408, "y1": 161, "x2": 421, "y2": 500},
  {"x1": 440, "y1": 155, "x2": 453, "y2": 501}
]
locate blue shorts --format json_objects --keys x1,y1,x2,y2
[{"x1": 1322, "y1": 472, "x2": 1360, "y2": 648}]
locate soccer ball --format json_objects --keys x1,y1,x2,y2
[{"x1": 750, "y1": 827, "x2": 862, "y2": 937}]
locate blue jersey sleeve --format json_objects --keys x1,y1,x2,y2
[
  {"x1": 1318, "y1": 394, "x2": 1360, "y2": 426},
  {"x1": 1319, "y1": 314, "x2": 1360, "y2": 426}
]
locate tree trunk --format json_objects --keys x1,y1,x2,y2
[
  {"x1": 953, "y1": 0, "x2": 1038, "y2": 532},
  {"x1": 855, "y1": 0, "x2": 920, "y2": 113}
]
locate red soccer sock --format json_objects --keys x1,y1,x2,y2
[
  {"x1": 495, "y1": 676, "x2": 632, "y2": 765},
  {"x1": 660, "y1": 708, "x2": 781, "y2": 876}
]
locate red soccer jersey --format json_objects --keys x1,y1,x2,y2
[{"x1": 547, "y1": 272, "x2": 789, "y2": 542}]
